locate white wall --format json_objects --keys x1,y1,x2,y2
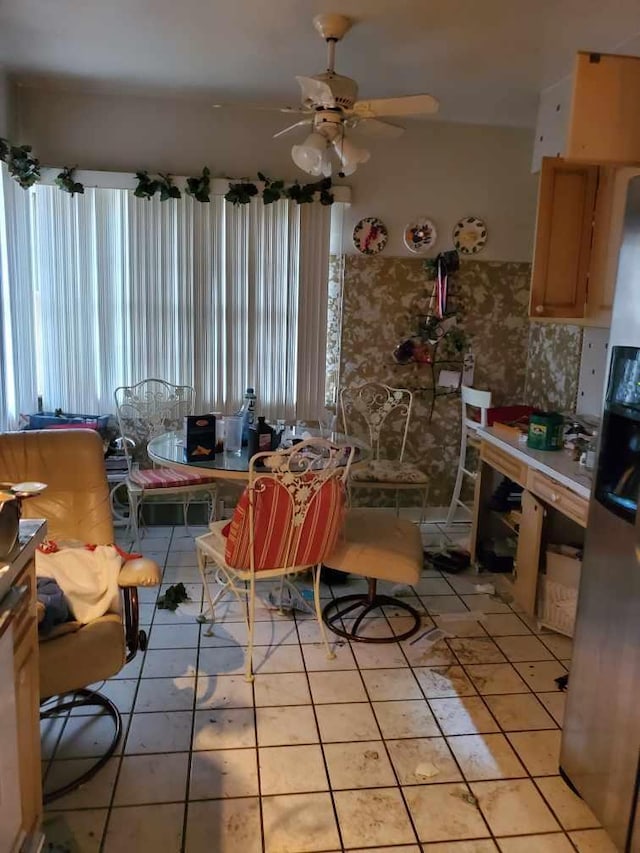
[
  {"x1": 0, "y1": 71, "x2": 10, "y2": 138},
  {"x1": 13, "y1": 85, "x2": 538, "y2": 261}
]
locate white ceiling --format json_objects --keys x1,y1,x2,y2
[{"x1": 2, "y1": 0, "x2": 640, "y2": 127}]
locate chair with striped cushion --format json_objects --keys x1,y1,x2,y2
[
  {"x1": 114, "y1": 379, "x2": 218, "y2": 544},
  {"x1": 195, "y1": 438, "x2": 355, "y2": 680}
]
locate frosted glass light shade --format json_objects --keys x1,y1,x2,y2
[
  {"x1": 334, "y1": 137, "x2": 370, "y2": 176},
  {"x1": 291, "y1": 132, "x2": 329, "y2": 175}
]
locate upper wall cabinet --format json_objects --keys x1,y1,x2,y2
[
  {"x1": 532, "y1": 52, "x2": 640, "y2": 173},
  {"x1": 529, "y1": 158, "x2": 640, "y2": 326}
]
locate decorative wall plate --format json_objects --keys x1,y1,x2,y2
[
  {"x1": 403, "y1": 218, "x2": 437, "y2": 254},
  {"x1": 352, "y1": 217, "x2": 388, "y2": 255},
  {"x1": 453, "y1": 216, "x2": 487, "y2": 254}
]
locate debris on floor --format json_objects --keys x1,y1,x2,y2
[
  {"x1": 555, "y1": 673, "x2": 569, "y2": 691},
  {"x1": 437, "y1": 611, "x2": 487, "y2": 623},
  {"x1": 409, "y1": 626, "x2": 452, "y2": 647},
  {"x1": 415, "y1": 761, "x2": 440, "y2": 779},
  {"x1": 425, "y1": 549, "x2": 471, "y2": 574},
  {"x1": 157, "y1": 582, "x2": 190, "y2": 611},
  {"x1": 474, "y1": 582, "x2": 495, "y2": 594}
]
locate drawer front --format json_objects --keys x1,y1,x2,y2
[
  {"x1": 11, "y1": 562, "x2": 35, "y2": 649},
  {"x1": 480, "y1": 441, "x2": 527, "y2": 486},
  {"x1": 527, "y1": 469, "x2": 589, "y2": 527}
]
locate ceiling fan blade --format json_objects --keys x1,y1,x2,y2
[
  {"x1": 273, "y1": 119, "x2": 313, "y2": 139},
  {"x1": 352, "y1": 93, "x2": 439, "y2": 119},
  {"x1": 296, "y1": 75, "x2": 336, "y2": 109},
  {"x1": 348, "y1": 117, "x2": 405, "y2": 139},
  {"x1": 212, "y1": 102, "x2": 306, "y2": 115}
]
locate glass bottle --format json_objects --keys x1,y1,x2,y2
[{"x1": 235, "y1": 386, "x2": 256, "y2": 446}]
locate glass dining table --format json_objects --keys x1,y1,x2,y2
[{"x1": 147, "y1": 426, "x2": 370, "y2": 482}]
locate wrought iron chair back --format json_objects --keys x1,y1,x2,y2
[{"x1": 340, "y1": 382, "x2": 413, "y2": 462}]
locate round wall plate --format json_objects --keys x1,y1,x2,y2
[
  {"x1": 403, "y1": 218, "x2": 437, "y2": 254},
  {"x1": 453, "y1": 216, "x2": 488, "y2": 254},
  {"x1": 352, "y1": 217, "x2": 388, "y2": 255}
]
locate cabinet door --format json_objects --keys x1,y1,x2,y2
[
  {"x1": 513, "y1": 490, "x2": 545, "y2": 616},
  {"x1": 530, "y1": 158, "x2": 598, "y2": 320},
  {"x1": 14, "y1": 619, "x2": 42, "y2": 843}
]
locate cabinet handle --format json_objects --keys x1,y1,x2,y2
[
  {"x1": 550, "y1": 492, "x2": 560, "y2": 502},
  {"x1": 535, "y1": 305, "x2": 544, "y2": 314}
]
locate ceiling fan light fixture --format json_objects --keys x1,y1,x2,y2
[
  {"x1": 291, "y1": 131, "x2": 329, "y2": 175},
  {"x1": 333, "y1": 137, "x2": 370, "y2": 176}
]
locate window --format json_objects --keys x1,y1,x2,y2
[{"x1": 0, "y1": 167, "x2": 348, "y2": 429}]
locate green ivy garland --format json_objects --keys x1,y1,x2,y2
[{"x1": 0, "y1": 137, "x2": 335, "y2": 206}]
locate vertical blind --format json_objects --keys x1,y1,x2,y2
[{"x1": 0, "y1": 168, "x2": 338, "y2": 429}]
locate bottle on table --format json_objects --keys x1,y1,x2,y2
[
  {"x1": 235, "y1": 386, "x2": 256, "y2": 446},
  {"x1": 248, "y1": 416, "x2": 277, "y2": 459}
]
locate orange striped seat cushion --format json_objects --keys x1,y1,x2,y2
[
  {"x1": 130, "y1": 467, "x2": 217, "y2": 488},
  {"x1": 224, "y1": 475, "x2": 346, "y2": 571}
]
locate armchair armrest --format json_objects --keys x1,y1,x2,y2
[{"x1": 118, "y1": 557, "x2": 161, "y2": 588}]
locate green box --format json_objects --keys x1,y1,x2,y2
[{"x1": 527, "y1": 412, "x2": 564, "y2": 451}]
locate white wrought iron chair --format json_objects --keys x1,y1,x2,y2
[
  {"x1": 445, "y1": 385, "x2": 493, "y2": 527},
  {"x1": 114, "y1": 378, "x2": 218, "y2": 543},
  {"x1": 195, "y1": 438, "x2": 355, "y2": 680},
  {"x1": 340, "y1": 382, "x2": 429, "y2": 519}
]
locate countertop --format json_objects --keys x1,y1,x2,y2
[
  {"x1": 0, "y1": 520, "x2": 46, "y2": 606},
  {"x1": 478, "y1": 427, "x2": 593, "y2": 500}
]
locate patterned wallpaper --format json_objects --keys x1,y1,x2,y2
[
  {"x1": 524, "y1": 323, "x2": 583, "y2": 413},
  {"x1": 336, "y1": 256, "x2": 532, "y2": 506}
]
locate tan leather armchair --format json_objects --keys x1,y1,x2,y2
[{"x1": 0, "y1": 429, "x2": 161, "y2": 800}]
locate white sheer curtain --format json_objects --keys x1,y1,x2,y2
[{"x1": 0, "y1": 177, "x2": 340, "y2": 428}]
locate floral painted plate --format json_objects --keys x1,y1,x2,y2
[
  {"x1": 453, "y1": 216, "x2": 488, "y2": 254},
  {"x1": 353, "y1": 217, "x2": 388, "y2": 255},
  {"x1": 403, "y1": 218, "x2": 437, "y2": 254}
]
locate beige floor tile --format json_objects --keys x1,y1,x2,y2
[
  {"x1": 141, "y1": 647, "x2": 198, "y2": 678},
  {"x1": 402, "y1": 638, "x2": 456, "y2": 667},
  {"x1": 481, "y1": 613, "x2": 531, "y2": 636},
  {"x1": 507, "y1": 730, "x2": 562, "y2": 776},
  {"x1": 189, "y1": 747, "x2": 258, "y2": 799},
  {"x1": 147, "y1": 623, "x2": 201, "y2": 648},
  {"x1": 43, "y1": 809, "x2": 107, "y2": 853},
  {"x1": 434, "y1": 614, "x2": 489, "y2": 637},
  {"x1": 464, "y1": 664, "x2": 529, "y2": 695},
  {"x1": 308, "y1": 670, "x2": 367, "y2": 704},
  {"x1": 316, "y1": 702, "x2": 380, "y2": 742},
  {"x1": 135, "y1": 676, "x2": 196, "y2": 712},
  {"x1": 125, "y1": 710, "x2": 192, "y2": 754},
  {"x1": 412, "y1": 577, "x2": 455, "y2": 596},
  {"x1": 102, "y1": 803, "x2": 184, "y2": 852},
  {"x1": 200, "y1": 619, "x2": 299, "y2": 646},
  {"x1": 348, "y1": 847, "x2": 421, "y2": 853},
  {"x1": 259, "y1": 744, "x2": 328, "y2": 795},
  {"x1": 185, "y1": 797, "x2": 262, "y2": 853},
  {"x1": 43, "y1": 757, "x2": 119, "y2": 809},
  {"x1": 421, "y1": 595, "x2": 471, "y2": 615},
  {"x1": 471, "y1": 779, "x2": 560, "y2": 836},
  {"x1": 414, "y1": 665, "x2": 477, "y2": 698},
  {"x1": 302, "y1": 641, "x2": 357, "y2": 671},
  {"x1": 568, "y1": 829, "x2": 619, "y2": 852},
  {"x1": 536, "y1": 776, "x2": 601, "y2": 830},
  {"x1": 537, "y1": 692, "x2": 566, "y2": 726},
  {"x1": 256, "y1": 705, "x2": 319, "y2": 746},
  {"x1": 192, "y1": 707, "x2": 256, "y2": 750},
  {"x1": 262, "y1": 792, "x2": 340, "y2": 853},
  {"x1": 513, "y1": 661, "x2": 568, "y2": 692},
  {"x1": 113, "y1": 752, "x2": 189, "y2": 805},
  {"x1": 254, "y1": 671, "x2": 313, "y2": 706},
  {"x1": 251, "y1": 643, "x2": 306, "y2": 674},
  {"x1": 110, "y1": 655, "x2": 144, "y2": 680},
  {"x1": 540, "y1": 632, "x2": 573, "y2": 660},
  {"x1": 373, "y1": 698, "x2": 440, "y2": 738},
  {"x1": 404, "y1": 783, "x2": 490, "y2": 843},
  {"x1": 153, "y1": 599, "x2": 205, "y2": 624},
  {"x1": 324, "y1": 740, "x2": 397, "y2": 789},
  {"x1": 460, "y1": 593, "x2": 512, "y2": 614},
  {"x1": 41, "y1": 716, "x2": 68, "y2": 760},
  {"x1": 425, "y1": 842, "x2": 498, "y2": 852},
  {"x1": 196, "y1": 674, "x2": 254, "y2": 709},
  {"x1": 447, "y1": 734, "x2": 526, "y2": 781},
  {"x1": 497, "y1": 835, "x2": 575, "y2": 852},
  {"x1": 484, "y1": 694, "x2": 557, "y2": 731},
  {"x1": 361, "y1": 667, "x2": 422, "y2": 701},
  {"x1": 83, "y1": 679, "x2": 138, "y2": 714},
  {"x1": 334, "y1": 787, "x2": 416, "y2": 848},
  {"x1": 494, "y1": 635, "x2": 555, "y2": 662},
  {"x1": 448, "y1": 638, "x2": 507, "y2": 665},
  {"x1": 429, "y1": 696, "x2": 500, "y2": 736},
  {"x1": 352, "y1": 641, "x2": 409, "y2": 669},
  {"x1": 297, "y1": 618, "x2": 337, "y2": 644},
  {"x1": 387, "y1": 736, "x2": 462, "y2": 784},
  {"x1": 197, "y1": 645, "x2": 246, "y2": 675},
  {"x1": 54, "y1": 712, "x2": 129, "y2": 759}
]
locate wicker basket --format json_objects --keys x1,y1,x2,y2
[{"x1": 538, "y1": 576, "x2": 578, "y2": 637}]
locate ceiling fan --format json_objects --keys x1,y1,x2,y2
[{"x1": 214, "y1": 13, "x2": 439, "y2": 177}]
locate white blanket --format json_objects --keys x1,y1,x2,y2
[{"x1": 36, "y1": 542, "x2": 122, "y2": 624}]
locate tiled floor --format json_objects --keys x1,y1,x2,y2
[{"x1": 41, "y1": 521, "x2": 614, "y2": 853}]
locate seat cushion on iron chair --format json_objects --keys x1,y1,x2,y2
[
  {"x1": 39, "y1": 613, "x2": 125, "y2": 699},
  {"x1": 129, "y1": 467, "x2": 217, "y2": 489},
  {"x1": 350, "y1": 460, "x2": 428, "y2": 484},
  {"x1": 324, "y1": 509, "x2": 422, "y2": 585}
]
